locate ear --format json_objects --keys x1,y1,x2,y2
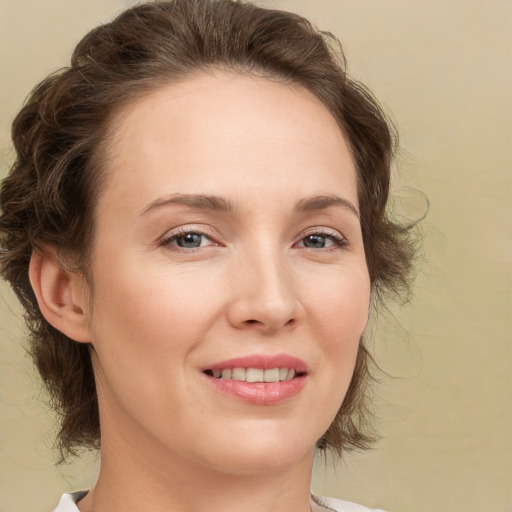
[{"x1": 29, "y1": 248, "x2": 92, "y2": 343}]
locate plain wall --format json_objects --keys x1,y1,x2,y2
[{"x1": 1, "y1": 1, "x2": 510, "y2": 511}]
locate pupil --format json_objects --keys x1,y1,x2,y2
[
  {"x1": 304, "y1": 235, "x2": 325, "y2": 248},
  {"x1": 178, "y1": 233, "x2": 202, "y2": 248}
]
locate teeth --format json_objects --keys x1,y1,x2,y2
[
  {"x1": 232, "y1": 367, "x2": 246, "y2": 381},
  {"x1": 210, "y1": 367, "x2": 298, "y2": 382},
  {"x1": 246, "y1": 368, "x2": 263, "y2": 382},
  {"x1": 264, "y1": 368, "x2": 280, "y2": 383}
]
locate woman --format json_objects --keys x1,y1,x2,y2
[{"x1": 0, "y1": 1, "x2": 414, "y2": 511}]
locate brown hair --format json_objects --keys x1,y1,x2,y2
[{"x1": 0, "y1": 0, "x2": 415, "y2": 460}]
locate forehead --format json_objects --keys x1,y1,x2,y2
[{"x1": 99, "y1": 72, "x2": 357, "y2": 212}]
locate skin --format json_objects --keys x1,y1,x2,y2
[{"x1": 31, "y1": 72, "x2": 370, "y2": 512}]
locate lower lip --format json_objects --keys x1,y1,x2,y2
[{"x1": 204, "y1": 374, "x2": 307, "y2": 404}]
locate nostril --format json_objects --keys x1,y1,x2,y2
[{"x1": 242, "y1": 318, "x2": 296, "y2": 330}]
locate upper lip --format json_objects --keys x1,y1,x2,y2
[{"x1": 203, "y1": 354, "x2": 308, "y2": 373}]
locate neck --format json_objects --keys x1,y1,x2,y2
[{"x1": 77, "y1": 424, "x2": 315, "y2": 512}]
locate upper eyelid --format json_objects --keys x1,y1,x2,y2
[
  {"x1": 298, "y1": 226, "x2": 346, "y2": 239},
  {"x1": 301, "y1": 226, "x2": 343, "y2": 234},
  {"x1": 160, "y1": 224, "x2": 216, "y2": 238}
]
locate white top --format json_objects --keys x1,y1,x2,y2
[{"x1": 53, "y1": 491, "x2": 386, "y2": 512}]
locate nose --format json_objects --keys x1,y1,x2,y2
[{"x1": 226, "y1": 249, "x2": 305, "y2": 334}]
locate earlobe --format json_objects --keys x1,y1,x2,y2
[{"x1": 29, "y1": 248, "x2": 92, "y2": 343}]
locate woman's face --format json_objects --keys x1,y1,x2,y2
[{"x1": 84, "y1": 72, "x2": 370, "y2": 475}]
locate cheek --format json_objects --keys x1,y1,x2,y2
[
  {"x1": 305, "y1": 265, "x2": 370, "y2": 385},
  {"x1": 297, "y1": 267, "x2": 370, "y2": 437},
  {"x1": 86, "y1": 263, "x2": 222, "y2": 419},
  {"x1": 307, "y1": 266, "x2": 370, "y2": 337},
  {"x1": 87, "y1": 260, "x2": 229, "y2": 387}
]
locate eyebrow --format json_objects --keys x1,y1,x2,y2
[
  {"x1": 140, "y1": 193, "x2": 235, "y2": 216},
  {"x1": 140, "y1": 193, "x2": 359, "y2": 219},
  {"x1": 294, "y1": 195, "x2": 360, "y2": 219}
]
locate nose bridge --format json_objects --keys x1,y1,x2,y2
[
  {"x1": 250, "y1": 245, "x2": 293, "y2": 303},
  {"x1": 228, "y1": 233, "x2": 302, "y2": 332}
]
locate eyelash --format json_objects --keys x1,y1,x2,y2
[
  {"x1": 158, "y1": 228, "x2": 347, "y2": 252},
  {"x1": 159, "y1": 228, "x2": 217, "y2": 251},
  {"x1": 295, "y1": 229, "x2": 347, "y2": 251}
]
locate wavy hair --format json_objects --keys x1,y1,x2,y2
[{"x1": 0, "y1": 0, "x2": 416, "y2": 460}]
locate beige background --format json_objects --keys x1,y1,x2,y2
[{"x1": 1, "y1": 1, "x2": 510, "y2": 511}]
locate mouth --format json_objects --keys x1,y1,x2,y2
[
  {"x1": 201, "y1": 354, "x2": 308, "y2": 404},
  {"x1": 203, "y1": 367, "x2": 306, "y2": 382}
]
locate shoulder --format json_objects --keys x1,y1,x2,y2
[
  {"x1": 53, "y1": 491, "x2": 88, "y2": 512},
  {"x1": 314, "y1": 495, "x2": 387, "y2": 512}
]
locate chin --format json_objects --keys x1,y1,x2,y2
[{"x1": 189, "y1": 425, "x2": 316, "y2": 476}]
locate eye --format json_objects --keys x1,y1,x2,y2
[
  {"x1": 296, "y1": 231, "x2": 346, "y2": 250},
  {"x1": 160, "y1": 230, "x2": 214, "y2": 250}
]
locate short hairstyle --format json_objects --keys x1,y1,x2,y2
[{"x1": 0, "y1": 0, "x2": 415, "y2": 460}]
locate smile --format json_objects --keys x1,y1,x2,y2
[
  {"x1": 202, "y1": 355, "x2": 308, "y2": 404},
  {"x1": 203, "y1": 367, "x2": 300, "y2": 382}
]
